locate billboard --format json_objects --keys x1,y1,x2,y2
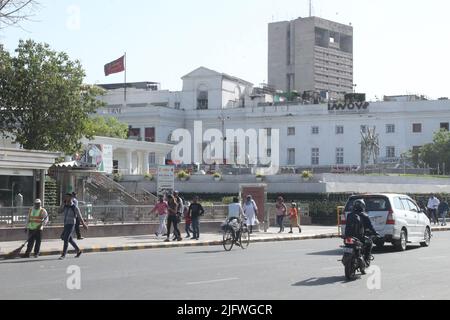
[{"x1": 157, "y1": 165, "x2": 175, "y2": 197}]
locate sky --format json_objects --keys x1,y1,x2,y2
[{"x1": 1, "y1": 0, "x2": 450, "y2": 101}]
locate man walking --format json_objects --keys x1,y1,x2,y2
[
  {"x1": 173, "y1": 191, "x2": 184, "y2": 240},
  {"x1": 438, "y1": 198, "x2": 449, "y2": 227},
  {"x1": 427, "y1": 194, "x2": 440, "y2": 225},
  {"x1": 59, "y1": 193, "x2": 88, "y2": 260},
  {"x1": 188, "y1": 196, "x2": 205, "y2": 240},
  {"x1": 23, "y1": 199, "x2": 48, "y2": 258},
  {"x1": 72, "y1": 192, "x2": 84, "y2": 240}
]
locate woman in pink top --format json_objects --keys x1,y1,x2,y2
[{"x1": 151, "y1": 196, "x2": 168, "y2": 238}]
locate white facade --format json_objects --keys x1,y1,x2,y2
[{"x1": 97, "y1": 67, "x2": 450, "y2": 169}]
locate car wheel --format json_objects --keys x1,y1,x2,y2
[
  {"x1": 420, "y1": 227, "x2": 431, "y2": 247},
  {"x1": 394, "y1": 229, "x2": 407, "y2": 252}
]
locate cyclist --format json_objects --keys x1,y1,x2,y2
[{"x1": 227, "y1": 197, "x2": 247, "y2": 242}]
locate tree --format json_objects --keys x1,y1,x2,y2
[
  {"x1": 84, "y1": 116, "x2": 128, "y2": 139},
  {"x1": 0, "y1": 40, "x2": 105, "y2": 154},
  {"x1": 0, "y1": 0, "x2": 39, "y2": 29},
  {"x1": 417, "y1": 129, "x2": 450, "y2": 174}
]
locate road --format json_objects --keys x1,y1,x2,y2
[{"x1": 1, "y1": 232, "x2": 450, "y2": 300}]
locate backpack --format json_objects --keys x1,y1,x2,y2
[{"x1": 345, "y1": 212, "x2": 364, "y2": 239}]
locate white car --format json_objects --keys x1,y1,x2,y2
[{"x1": 340, "y1": 194, "x2": 431, "y2": 251}]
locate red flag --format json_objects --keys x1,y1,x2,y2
[{"x1": 104, "y1": 56, "x2": 125, "y2": 76}]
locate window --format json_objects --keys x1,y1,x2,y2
[
  {"x1": 287, "y1": 148, "x2": 296, "y2": 165},
  {"x1": 336, "y1": 126, "x2": 344, "y2": 135},
  {"x1": 128, "y1": 128, "x2": 141, "y2": 140},
  {"x1": 197, "y1": 89, "x2": 209, "y2": 110},
  {"x1": 441, "y1": 123, "x2": 449, "y2": 131},
  {"x1": 312, "y1": 148, "x2": 320, "y2": 166},
  {"x1": 174, "y1": 102, "x2": 181, "y2": 110},
  {"x1": 145, "y1": 128, "x2": 155, "y2": 142},
  {"x1": 393, "y1": 197, "x2": 404, "y2": 210},
  {"x1": 386, "y1": 146, "x2": 396, "y2": 158},
  {"x1": 312, "y1": 127, "x2": 319, "y2": 135},
  {"x1": 288, "y1": 127, "x2": 296, "y2": 136},
  {"x1": 149, "y1": 153, "x2": 156, "y2": 165},
  {"x1": 336, "y1": 148, "x2": 344, "y2": 165},
  {"x1": 386, "y1": 124, "x2": 395, "y2": 134},
  {"x1": 412, "y1": 123, "x2": 422, "y2": 133}
]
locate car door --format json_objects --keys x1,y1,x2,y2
[
  {"x1": 400, "y1": 198, "x2": 417, "y2": 240},
  {"x1": 406, "y1": 199, "x2": 421, "y2": 241}
]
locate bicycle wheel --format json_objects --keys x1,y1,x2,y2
[
  {"x1": 240, "y1": 225, "x2": 250, "y2": 250},
  {"x1": 223, "y1": 228, "x2": 234, "y2": 251}
]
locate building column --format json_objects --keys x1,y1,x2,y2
[
  {"x1": 39, "y1": 170, "x2": 45, "y2": 206},
  {"x1": 127, "y1": 150, "x2": 133, "y2": 175},
  {"x1": 143, "y1": 152, "x2": 150, "y2": 174}
]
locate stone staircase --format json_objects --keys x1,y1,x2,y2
[{"x1": 86, "y1": 173, "x2": 141, "y2": 205}]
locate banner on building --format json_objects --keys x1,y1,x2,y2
[
  {"x1": 157, "y1": 165, "x2": 175, "y2": 197},
  {"x1": 84, "y1": 144, "x2": 114, "y2": 174}
]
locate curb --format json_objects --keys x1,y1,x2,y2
[
  {"x1": 1, "y1": 228, "x2": 448, "y2": 259},
  {"x1": 0, "y1": 233, "x2": 340, "y2": 259}
]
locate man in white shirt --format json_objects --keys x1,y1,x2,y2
[{"x1": 427, "y1": 194, "x2": 440, "y2": 225}]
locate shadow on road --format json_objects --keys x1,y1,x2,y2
[
  {"x1": 307, "y1": 249, "x2": 342, "y2": 256},
  {"x1": 293, "y1": 276, "x2": 348, "y2": 287},
  {"x1": 309, "y1": 244, "x2": 422, "y2": 257},
  {"x1": 185, "y1": 250, "x2": 226, "y2": 255}
]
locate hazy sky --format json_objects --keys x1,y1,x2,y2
[{"x1": 1, "y1": 0, "x2": 449, "y2": 100}]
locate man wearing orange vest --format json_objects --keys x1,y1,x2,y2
[{"x1": 24, "y1": 199, "x2": 49, "y2": 258}]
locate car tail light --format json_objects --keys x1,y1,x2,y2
[
  {"x1": 386, "y1": 210, "x2": 395, "y2": 225},
  {"x1": 344, "y1": 237, "x2": 354, "y2": 245}
]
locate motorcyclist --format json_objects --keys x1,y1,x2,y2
[{"x1": 345, "y1": 199, "x2": 379, "y2": 272}]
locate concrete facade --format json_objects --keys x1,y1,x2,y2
[{"x1": 268, "y1": 17, "x2": 353, "y2": 99}]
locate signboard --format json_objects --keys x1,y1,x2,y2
[
  {"x1": 157, "y1": 165, "x2": 175, "y2": 197},
  {"x1": 328, "y1": 102, "x2": 370, "y2": 114},
  {"x1": 84, "y1": 144, "x2": 114, "y2": 174}
]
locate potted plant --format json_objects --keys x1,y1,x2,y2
[
  {"x1": 113, "y1": 173, "x2": 123, "y2": 182},
  {"x1": 301, "y1": 170, "x2": 313, "y2": 182},
  {"x1": 256, "y1": 174, "x2": 265, "y2": 182},
  {"x1": 213, "y1": 172, "x2": 222, "y2": 181},
  {"x1": 177, "y1": 170, "x2": 190, "y2": 182},
  {"x1": 144, "y1": 173, "x2": 154, "y2": 181}
]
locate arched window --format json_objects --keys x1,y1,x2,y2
[{"x1": 197, "y1": 84, "x2": 209, "y2": 110}]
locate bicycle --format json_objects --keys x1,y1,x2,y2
[{"x1": 222, "y1": 218, "x2": 250, "y2": 251}]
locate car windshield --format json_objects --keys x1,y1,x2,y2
[{"x1": 345, "y1": 196, "x2": 391, "y2": 212}]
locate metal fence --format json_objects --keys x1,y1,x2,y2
[{"x1": 0, "y1": 205, "x2": 229, "y2": 228}]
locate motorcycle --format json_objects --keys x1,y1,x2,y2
[{"x1": 341, "y1": 233, "x2": 379, "y2": 281}]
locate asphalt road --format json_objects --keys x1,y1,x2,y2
[{"x1": 1, "y1": 232, "x2": 450, "y2": 300}]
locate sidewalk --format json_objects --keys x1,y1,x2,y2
[
  {"x1": 1, "y1": 225, "x2": 449, "y2": 259},
  {"x1": 0, "y1": 226, "x2": 338, "y2": 258}
]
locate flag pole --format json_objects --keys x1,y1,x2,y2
[{"x1": 124, "y1": 52, "x2": 127, "y2": 106}]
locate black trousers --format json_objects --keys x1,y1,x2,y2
[
  {"x1": 25, "y1": 229, "x2": 42, "y2": 255},
  {"x1": 167, "y1": 215, "x2": 181, "y2": 239},
  {"x1": 75, "y1": 217, "x2": 82, "y2": 239}
]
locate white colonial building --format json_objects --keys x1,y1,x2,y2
[{"x1": 96, "y1": 67, "x2": 450, "y2": 170}]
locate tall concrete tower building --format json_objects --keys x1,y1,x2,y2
[{"x1": 268, "y1": 16, "x2": 353, "y2": 100}]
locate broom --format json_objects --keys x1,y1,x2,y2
[{"x1": 3, "y1": 237, "x2": 30, "y2": 260}]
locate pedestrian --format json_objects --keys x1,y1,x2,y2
[
  {"x1": 23, "y1": 199, "x2": 49, "y2": 258},
  {"x1": 288, "y1": 202, "x2": 302, "y2": 234},
  {"x1": 72, "y1": 192, "x2": 84, "y2": 240},
  {"x1": 15, "y1": 190, "x2": 23, "y2": 208},
  {"x1": 427, "y1": 194, "x2": 440, "y2": 225},
  {"x1": 165, "y1": 195, "x2": 182, "y2": 242},
  {"x1": 151, "y1": 196, "x2": 168, "y2": 238},
  {"x1": 243, "y1": 195, "x2": 259, "y2": 234},
  {"x1": 173, "y1": 191, "x2": 184, "y2": 240},
  {"x1": 59, "y1": 193, "x2": 88, "y2": 260},
  {"x1": 184, "y1": 201, "x2": 193, "y2": 238},
  {"x1": 275, "y1": 196, "x2": 287, "y2": 233},
  {"x1": 438, "y1": 198, "x2": 449, "y2": 227},
  {"x1": 188, "y1": 196, "x2": 205, "y2": 240}
]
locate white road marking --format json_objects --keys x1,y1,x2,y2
[{"x1": 186, "y1": 278, "x2": 239, "y2": 285}]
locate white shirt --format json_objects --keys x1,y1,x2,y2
[
  {"x1": 228, "y1": 203, "x2": 243, "y2": 219},
  {"x1": 427, "y1": 197, "x2": 440, "y2": 210}
]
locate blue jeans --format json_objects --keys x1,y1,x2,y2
[
  {"x1": 61, "y1": 224, "x2": 80, "y2": 256},
  {"x1": 277, "y1": 215, "x2": 285, "y2": 231},
  {"x1": 191, "y1": 216, "x2": 200, "y2": 239}
]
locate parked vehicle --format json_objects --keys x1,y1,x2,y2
[{"x1": 340, "y1": 194, "x2": 432, "y2": 251}]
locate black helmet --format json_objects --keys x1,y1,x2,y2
[{"x1": 353, "y1": 199, "x2": 366, "y2": 213}]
